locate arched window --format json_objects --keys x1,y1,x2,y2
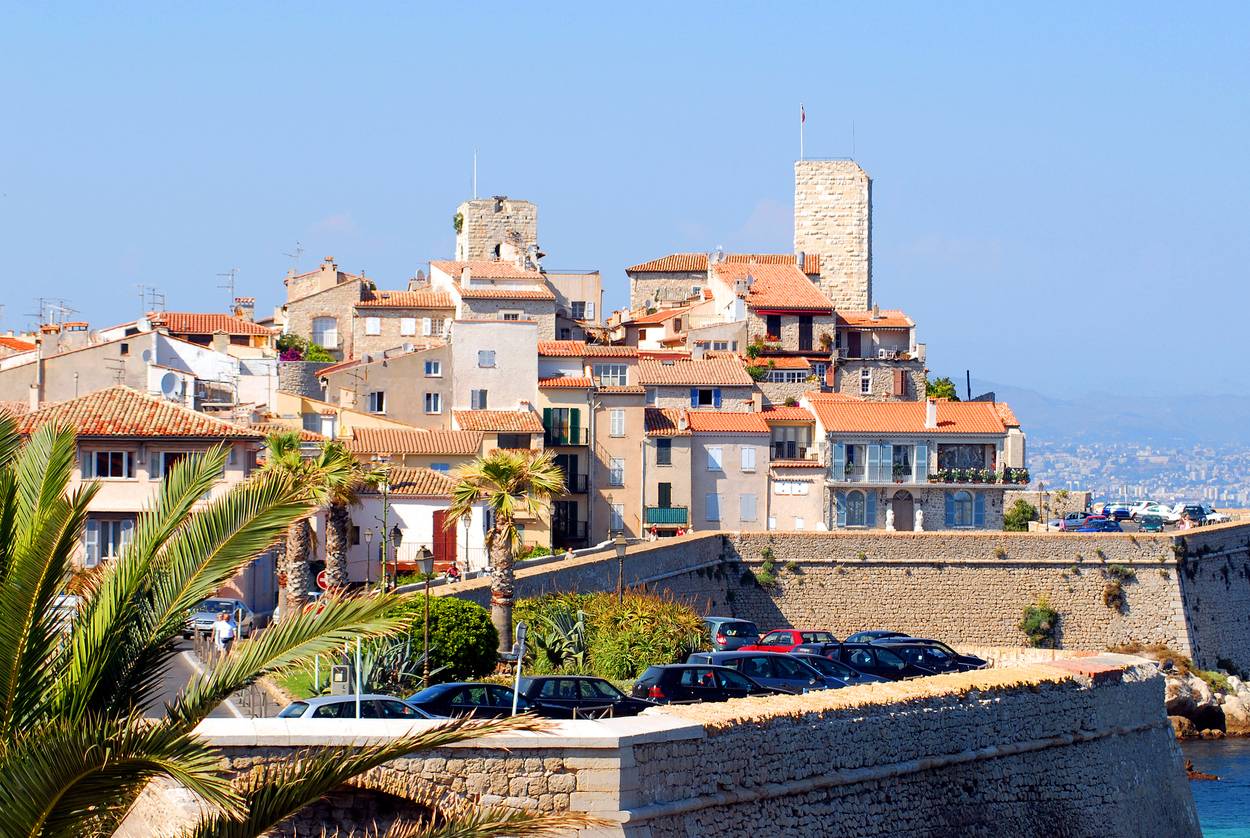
[
  {"x1": 952, "y1": 490, "x2": 974, "y2": 527},
  {"x1": 311, "y1": 317, "x2": 338, "y2": 349},
  {"x1": 846, "y1": 490, "x2": 867, "y2": 527}
]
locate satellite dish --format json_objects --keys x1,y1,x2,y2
[
  {"x1": 141, "y1": 349, "x2": 152, "y2": 362},
  {"x1": 159, "y1": 372, "x2": 180, "y2": 400}
]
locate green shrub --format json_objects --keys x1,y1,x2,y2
[
  {"x1": 518, "y1": 544, "x2": 553, "y2": 561},
  {"x1": 1102, "y1": 580, "x2": 1126, "y2": 612},
  {"x1": 784, "y1": 560, "x2": 801, "y2": 574},
  {"x1": 390, "y1": 596, "x2": 498, "y2": 683},
  {"x1": 1197, "y1": 668, "x2": 1231, "y2": 694},
  {"x1": 993, "y1": 546, "x2": 1008, "y2": 560},
  {"x1": 1002, "y1": 499, "x2": 1037, "y2": 532},
  {"x1": 1019, "y1": 596, "x2": 1060, "y2": 648},
  {"x1": 1105, "y1": 564, "x2": 1136, "y2": 581}
]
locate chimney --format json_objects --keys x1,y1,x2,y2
[
  {"x1": 211, "y1": 332, "x2": 229, "y2": 354},
  {"x1": 460, "y1": 266, "x2": 472, "y2": 286},
  {"x1": 677, "y1": 410, "x2": 689, "y2": 432},
  {"x1": 60, "y1": 321, "x2": 90, "y2": 351},
  {"x1": 925, "y1": 398, "x2": 938, "y2": 430},
  {"x1": 28, "y1": 384, "x2": 39, "y2": 412},
  {"x1": 233, "y1": 297, "x2": 255, "y2": 322},
  {"x1": 796, "y1": 251, "x2": 806, "y2": 271},
  {"x1": 872, "y1": 304, "x2": 880, "y2": 321}
]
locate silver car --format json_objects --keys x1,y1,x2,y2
[
  {"x1": 184, "y1": 597, "x2": 254, "y2": 639},
  {"x1": 277, "y1": 694, "x2": 434, "y2": 719}
]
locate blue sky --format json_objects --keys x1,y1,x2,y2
[{"x1": 2, "y1": 3, "x2": 1247, "y2": 397}]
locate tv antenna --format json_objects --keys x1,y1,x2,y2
[
  {"x1": 136, "y1": 284, "x2": 166, "y2": 314},
  {"x1": 104, "y1": 357, "x2": 126, "y2": 386},
  {"x1": 217, "y1": 268, "x2": 239, "y2": 309},
  {"x1": 284, "y1": 241, "x2": 304, "y2": 272},
  {"x1": 27, "y1": 298, "x2": 77, "y2": 329}
]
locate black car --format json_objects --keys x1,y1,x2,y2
[
  {"x1": 631, "y1": 664, "x2": 783, "y2": 704},
  {"x1": 1180, "y1": 505, "x2": 1207, "y2": 525},
  {"x1": 685, "y1": 651, "x2": 841, "y2": 691},
  {"x1": 871, "y1": 637, "x2": 987, "y2": 672},
  {"x1": 789, "y1": 652, "x2": 890, "y2": 686},
  {"x1": 406, "y1": 682, "x2": 529, "y2": 718},
  {"x1": 516, "y1": 675, "x2": 655, "y2": 719},
  {"x1": 818, "y1": 643, "x2": 940, "y2": 680},
  {"x1": 844, "y1": 630, "x2": 909, "y2": 644}
]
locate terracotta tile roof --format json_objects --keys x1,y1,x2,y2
[
  {"x1": 0, "y1": 400, "x2": 31, "y2": 417},
  {"x1": 19, "y1": 387, "x2": 263, "y2": 439},
  {"x1": 456, "y1": 286, "x2": 556, "y2": 301},
  {"x1": 712, "y1": 262, "x2": 832, "y2": 313},
  {"x1": 360, "y1": 466, "x2": 457, "y2": 498},
  {"x1": 538, "y1": 341, "x2": 638, "y2": 358},
  {"x1": 994, "y1": 402, "x2": 1021, "y2": 427},
  {"x1": 317, "y1": 341, "x2": 445, "y2": 377},
  {"x1": 808, "y1": 400, "x2": 1012, "y2": 436},
  {"x1": 638, "y1": 356, "x2": 753, "y2": 387},
  {"x1": 644, "y1": 408, "x2": 691, "y2": 437},
  {"x1": 764, "y1": 356, "x2": 812, "y2": 370},
  {"x1": 685, "y1": 410, "x2": 770, "y2": 434},
  {"x1": 452, "y1": 410, "x2": 544, "y2": 433},
  {"x1": 249, "y1": 422, "x2": 325, "y2": 442},
  {"x1": 0, "y1": 337, "x2": 35, "y2": 352},
  {"x1": 347, "y1": 427, "x2": 483, "y2": 456},
  {"x1": 595, "y1": 385, "x2": 647, "y2": 395},
  {"x1": 629, "y1": 307, "x2": 689, "y2": 326},
  {"x1": 150, "y1": 312, "x2": 277, "y2": 337},
  {"x1": 761, "y1": 405, "x2": 816, "y2": 422},
  {"x1": 538, "y1": 376, "x2": 594, "y2": 389},
  {"x1": 836, "y1": 310, "x2": 913, "y2": 328},
  {"x1": 316, "y1": 358, "x2": 361, "y2": 377},
  {"x1": 804, "y1": 390, "x2": 862, "y2": 402},
  {"x1": 430, "y1": 260, "x2": 544, "y2": 281},
  {"x1": 770, "y1": 458, "x2": 825, "y2": 469},
  {"x1": 627, "y1": 252, "x2": 821, "y2": 274},
  {"x1": 356, "y1": 289, "x2": 455, "y2": 309}
]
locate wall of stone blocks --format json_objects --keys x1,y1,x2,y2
[
  {"x1": 628, "y1": 274, "x2": 706, "y2": 310},
  {"x1": 277, "y1": 361, "x2": 333, "y2": 399},
  {"x1": 283, "y1": 279, "x2": 364, "y2": 360},
  {"x1": 458, "y1": 298, "x2": 556, "y2": 339},
  {"x1": 794, "y1": 160, "x2": 872, "y2": 311},
  {"x1": 831, "y1": 357, "x2": 925, "y2": 401},
  {"x1": 1174, "y1": 524, "x2": 1250, "y2": 672}
]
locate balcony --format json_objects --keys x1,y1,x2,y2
[
  {"x1": 544, "y1": 426, "x2": 588, "y2": 446},
  {"x1": 645, "y1": 506, "x2": 689, "y2": 526},
  {"x1": 553, "y1": 520, "x2": 589, "y2": 546},
  {"x1": 563, "y1": 473, "x2": 589, "y2": 493}
]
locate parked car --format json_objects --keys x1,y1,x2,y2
[
  {"x1": 631, "y1": 664, "x2": 784, "y2": 704},
  {"x1": 406, "y1": 682, "x2": 528, "y2": 718},
  {"x1": 844, "y1": 630, "x2": 908, "y2": 644},
  {"x1": 789, "y1": 652, "x2": 889, "y2": 686},
  {"x1": 1103, "y1": 502, "x2": 1133, "y2": 521},
  {"x1": 516, "y1": 676, "x2": 655, "y2": 719},
  {"x1": 184, "y1": 597, "x2": 255, "y2": 639},
  {"x1": 821, "y1": 643, "x2": 940, "y2": 680},
  {"x1": 739, "y1": 628, "x2": 838, "y2": 653},
  {"x1": 1054, "y1": 512, "x2": 1104, "y2": 531},
  {"x1": 1179, "y1": 505, "x2": 1207, "y2": 525},
  {"x1": 871, "y1": 638, "x2": 988, "y2": 672},
  {"x1": 704, "y1": 617, "x2": 760, "y2": 651},
  {"x1": 1074, "y1": 519, "x2": 1123, "y2": 533},
  {"x1": 1202, "y1": 506, "x2": 1232, "y2": 524},
  {"x1": 1138, "y1": 514, "x2": 1166, "y2": 533},
  {"x1": 686, "y1": 651, "x2": 839, "y2": 691},
  {"x1": 1132, "y1": 503, "x2": 1179, "y2": 524},
  {"x1": 277, "y1": 694, "x2": 433, "y2": 719}
]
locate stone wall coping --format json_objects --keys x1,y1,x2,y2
[{"x1": 194, "y1": 713, "x2": 705, "y2": 750}]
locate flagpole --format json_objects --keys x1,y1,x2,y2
[{"x1": 799, "y1": 103, "x2": 804, "y2": 160}]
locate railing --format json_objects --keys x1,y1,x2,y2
[
  {"x1": 645, "y1": 506, "x2": 689, "y2": 525},
  {"x1": 190, "y1": 630, "x2": 279, "y2": 718},
  {"x1": 553, "y1": 520, "x2": 589, "y2": 544},
  {"x1": 544, "y1": 427, "x2": 588, "y2": 446},
  {"x1": 562, "y1": 473, "x2": 589, "y2": 493}
]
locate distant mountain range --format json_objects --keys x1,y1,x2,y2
[{"x1": 969, "y1": 380, "x2": 1250, "y2": 447}]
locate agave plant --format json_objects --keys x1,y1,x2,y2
[{"x1": 0, "y1": 414, "x2": 591, "y2": 838}]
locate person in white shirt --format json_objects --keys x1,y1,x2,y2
[{"x1": 212, "y1": 612, "x2": 236, "y2": 653}]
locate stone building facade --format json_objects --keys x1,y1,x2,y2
[
  {"x1": 794, "y1": 159, "x2": 872, "y2": 310},
  {"x1": 454, "y1": 196, "x2": 538, "y2": 263}
]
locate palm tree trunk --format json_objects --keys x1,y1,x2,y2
[
  {"x1": 325, "y1": 503, "x2": 350, "y2": 589},
  {"x1": 489, "y1": 526, "x2": 515, "y2": 654},
  {"x1": 286, "y1": 517, "x2": 312, "y2": 616}
]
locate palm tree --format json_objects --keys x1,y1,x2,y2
[
  {"x1": 260, "y1": 431, "x2": 312, "y2": 616},
  {"x1": 446, "y1": 450, "x2": 565, "y2": 654},
  {"x1": 0, "y1": 414, "x2": 590, "y2": 837},
  {"x1": 317, "y1": 441, "x2": 374, "y2": 590}
]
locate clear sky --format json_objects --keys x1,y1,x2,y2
[{"x1": 2, "y1": 3, "x2": 1246, "y2": 397}]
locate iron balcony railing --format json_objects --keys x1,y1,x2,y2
[
  {"x1": 645, "y1": 506, "x2": 689, "y2": 526},
  {"x1": 553, "y1": 520, "x2": 589, "y2": 542},
  {"x1": 562, "y1": 473, "x2": 589, "y2": 493},
  {"x1": 544, "y1": 426, "x2": 589, "y2": 446}
]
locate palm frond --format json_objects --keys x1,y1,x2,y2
[
  {"x1": 384, "y1": 807, "x2": 601, "y2": 838},
  {"x1": 0, "y1": 408, "x2": 20, "y2": 471}
]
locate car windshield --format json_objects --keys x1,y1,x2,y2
[
  {"x1": 873, "y1": 648, "x2": 907, "y2": 669},
  {"x1": 278, "y1": 701, "x2": 308, "y2": 718},
  {"x1": 719, "y1": 622, "x2": 757, "y2": 637},
  {"x1": 581, "y1": 679, "x2": 624, "y2": 700},
  {"x1": 796, "y1": 656, "x2": 839, "y2": 677},
  {"x1": 198, "y1": 599, "x2": 238, "y2": 613}
]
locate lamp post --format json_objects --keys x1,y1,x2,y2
[
  {"x1": 362, "y1": 529, "x2": 373, "y2": 584},
  {"x1": 415, "y1": 545, "x2": 435, "y2": 687},
  {"x1": 389, "y1": 524, "x2": 403, "y2": 592},
  {"x1": 613, "y1": 533, "x2": 627, "y2": 603}
]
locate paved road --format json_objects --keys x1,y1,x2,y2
[{"x1": 145, "y1": 640, "x2": 281, "y2": 719}]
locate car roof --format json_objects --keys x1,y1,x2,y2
[{"x1": 297, "y1": 694, "x2": 412, "y2": 707}]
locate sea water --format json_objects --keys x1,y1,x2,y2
[{"x1": 1182, "y1": 739, "x2": 1250, "y2": 837}]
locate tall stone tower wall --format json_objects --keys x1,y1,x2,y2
[
  {"x1": 454, "y1": 197, "x2": 538, "y2": 262},
  {"x1": 793, "y1": 160, "x2": 872, "y2": 310}
]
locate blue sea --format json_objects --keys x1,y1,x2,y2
[{"x1": 1182, "y1": 739, "x2": 1250, "y2": 837}]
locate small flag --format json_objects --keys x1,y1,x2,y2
[{"x1": 801, "y1": 104, "x2": 805, "y2": 124}]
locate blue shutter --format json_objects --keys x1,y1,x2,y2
[
  {"x1": 866, "y1": 492, "x2": 877, "y2": 528},
  {"x1": 713, "y1": 388, "x2": 722, "y2": 408},
  {"x1": 914, "y1": 443, "x2": 928, "y2": 483},
  {"x1": 831, "y1": 443, "x2": 845, "y2": 481},
  {"x1": 880, "y1": 444, "x2": 893, "y2": 482},
  {"x1": 944, "y1": 492, "x2": 955, "y2": 528},
  {"x1": 974, "y1": 492, "x2": 986, "y2": 528},
  {"x1": 689, "y1": 388, "x2": 698, "y2": 407},
  {"x1": 835, "y1": 492, "x2": 847, "y2": 527},
  {"x1": 866, "y1": 444, "x2": 880, "y2": 483}
]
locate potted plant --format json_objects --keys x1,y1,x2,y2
[
  {"x1": 819, "y1": 332, "x2": 833, "y2": 351},
  {"x1": 844, "y1": 461, "x2": 855, "y2": 479},
  {"x1": 892, "y1": 463, "x2": 908, "y2": 483},
  {"x1": 1016, "y1": 468, "x2": 1030, "y2": 485}
]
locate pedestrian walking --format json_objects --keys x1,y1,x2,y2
[{"x1": 212, "y1": 611, "x2": 236, "y2": 655}]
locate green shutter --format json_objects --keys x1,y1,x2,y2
[{"x1": 570, "y1": 407, "x2": 581, "y2": 444}]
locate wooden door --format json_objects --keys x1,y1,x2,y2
[{"x1": 432, "y1": 509, "x2": 457, "y2": 573}]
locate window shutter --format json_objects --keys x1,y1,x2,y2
[
  {"x1": 740, "y1": 493, "x2": 756, "y2": 522},
  {"x1": 689, "y1": 388, "x2": 698, "y2": 407},
  {"x1": 422, "y1": 318, "x2": 432, "y2": 336},
  {"x1": 150, "y1": 454, "x2": 162, "y2": 481},
  {"x1": 741, "y1": 446, "x2": 755, "y2": 471},
  {"x1": 120, "y1": 519, "x2": 135, "y2": 555},
  {"x1": 713, "y1": 388, "x2": 722, "y2": 408},
  {"x1": 831, "y1": 443, "x2": 845, "y2": 481},
  {"x1": 914, "y1": 443, "x2": 928, "y2": 483},
  {"x1": 880, "y1": 444, "x2": 893, "y2": 480},
  {"x1": 84, "y1": 520, "x2": 100, "y2": 567},
  {"x1": 81, "y1": 452, "x2": 93, "y2": 479},
  {"x1": 945, "y1": 492, "x2": 956, "y2": 528},
  {"x1": 706, "y1": 493, "x2": 720, "y2": 521},
  {"x1": 974, "y1": 492, "x2": 986, "y2": 528},
  {"x1": 866, "y1": 443, "x2": 880, "y2": 482},
  {"x1": 865, "y1": 492, "x2": 877, "y2": 528},
  {"x1": 893, "y1": 369, "x2": 905, "y2": 396},
  {"x1": 836, "y1": 492, "x2": 847, "y2": 528},
  {"x1": 570, "y1": 408, "x2": 580, "y2": 439},
  {"x1": 542, "y1": 407, "x2": 553, "y2": 439},
  {"x1": 585, "y1": 302, "x2": 595, "y2": 320}
]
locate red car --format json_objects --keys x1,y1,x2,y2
[{"x1": 739, "y1": 629, "x2": 838, "y2": 653}]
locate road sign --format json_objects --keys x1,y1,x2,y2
[{"x1": 316, "y1": 569, "x2": 329, "y2": 590}]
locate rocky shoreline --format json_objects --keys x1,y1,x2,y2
[{"x1": 1165, "y1": 668, "x2": 1250, "y2": 740}]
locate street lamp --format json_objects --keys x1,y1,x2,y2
[
  {"x1": 362, "y1": 529, "x2": 374, "y2": 584},
  {"x1": 389, "y1": 524, "x2": 403, "y2": 592},
  {"x1": 415, "y1": 545, "x2": 435, "y2": 687},
  {"x1": 613, "y1": 533, "x2": 627, "y2": 603}
]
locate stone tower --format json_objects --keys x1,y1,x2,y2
[
  {"x1": 793, "y1": 160, "x2": 872, "y2": 310},
  {"x1": 454, "y1": 196, "x2": 538, "y2": 262}
]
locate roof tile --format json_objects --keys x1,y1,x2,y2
[
  {"x1": 347, "y1": 427, "x2": 483, "y2": 456},
  {"x1": 809, "y1": 400, "x2": 1013, "y2": 435},
  {"x1": 19, "y1": 386, "x2": 262, "y2": 439},
  {"x1": 627, "y1": 252, "x2": 821, "y2": 274},
  {"x1": 685, "y1": 410, "x2": 770, "y2": 434},
  {"x1": 761, "y1": 405, "x2": 816, "y2": 422},
  {"x1": 0, "y1": 337, "x2": 35, "y2": 352},
  {"x1": 356, "y1": 289, "x2": 455, "y2": 309},
  {"x1": 452, "y1": 410, "x2": 544, "y2": 433},
  {"x1": 638, "y1": 356, "x2": 753, "y2": 386},
  {"x1": 150, "y1": 312, "x2": 278, "y2": 337},
  {"x1": 836, "y1": 310, "x2": 913, "y2": 328},
  {"x1": 538, "y1": 376, "x2": 594, "y2": 389},
  {"x1": 360, "y1": 466, "x2": 458, "y2": 498},
  {"x1": 712, "y1": 262, "x2": 832, "y2": 312},
  {"x1": 537, "y1": 341, "x2": 638, "y2": 358},
  {"x1": 644, "y1": 408, "x2": 691, "y2": 437}
]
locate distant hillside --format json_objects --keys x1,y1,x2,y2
[{"x1": 969, "y1": 380, "x2": 1250, "y2": 447}]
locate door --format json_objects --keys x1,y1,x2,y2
[
  {"x1": 847, "y1": 331, "x2": 862, "y2": 358},
  {"x1": 892, "y1": 491, "x2": 914, "y2": 532},
  {"x1": 555, "y1": 453, "x2": 578, "y2": 484},
  {"x1": 657, "y1": 482, "x2": 672, "y2": 508},
  {"x1": 432, "y1": 509, "x2": 457, "y2": 572},
  {"x1": 798, "y1": 316, "x2": 813, "y2": 351}
]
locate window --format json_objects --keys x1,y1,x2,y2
[
  {"x1": 400, "y1": 317, "x2": 417, "y2": 336},
  {"x1": 765, "y1": 315, "x2": 782, "y2": 340},
  {"x1": 740, "y1": 493, "x2": 757, "y2": 522},
  {"x1": 477, "y1": 350, "x2": 496, "y2": 368},
  {"x1": 500, "y1": 311, "x2": 521, "y2": 321},
  {"x1": 692, "y1": 388, "x2": 720, "y2": 408},
  {"x1": 637, "y1": 328, "x2": 648, "y2": 341},
  {"x1": 673, "y1": 317, "x2": 683, "y2": 332},
  {"x1": 794, "y1": 516, "x2": 806, "y2": 530},
  {"x1": 430, "y1": 463, "x2": 450, "y2": 472},
  {"x1": 706, "y1": 446, "x2": 723, "y2": 471},
  {"x1": 367, "y1": 391, "x2": 385, "y2": 414},
  {"x1": 428, "y1": 317, "x2": 444, "y2": 336},
  {"x1": 119, "y1": 342, "x2": 129, "y2": 356},
  {"x1": 705, "y1": 493, "x2": 721, "y2": 522},
  {"x1": 845, "y1": 490, "x2": 867, "y2": 527},
  {"x1": 937, "y1": 444, "x2": 987, "y2": 470},
  {"x1": 860, "y1": 368, "x2": 872, "y2": 395},
  {"x1": 609, "y1": 503, "x2": 625, "y2": 532},
  {"x1": 771, "y1": 425, "x2": 812, "y2": 460},
  {"x1": 657, "y1": 482, "x2": 672, "y2": 508},
  {"x1": 302, "y1": 413, "x2": 320, "y2": 432},
  {"x1": 470, "y1": 389, "x2": 488, "y2": 410},
  {"x1": 424, "y1": 393, "x2": 441, "y2": 414},
  {"x1": 84, "y1": 517, "x2": 135, "y2": 566},
  {"x1": 312, "y1": 317, "x2": 338, "y2": 348},
  {"x1": 558, "y1": 327, "x2": 572, "y2": 340},
  {"x1": 497, "y1": 433, "x2": 529, "y2": 449},
  {"x1": 609, "y1": 409, "x2": 625, "y2": 437},
  {"x1": 892, "y1": 445, "x2": 912, "y2": 472},
  {"x1": 951, "y1": 490, "x2": 975, "y2": 528},
  {"x1": 608, "y1": 458, "x2": 625, "y2": 486},
  {"x1": 594, "y1": 364, "x2": 628, "y2": 386},
  {"x1": 364, "y1": 317, "x2": 381, "y2": 336},
  {"x1": 570, "y1": 301, "x2": 587, "y2": 320},
  {"x1": 810, "y1": 362, "x2": 827, "y2": 381},
  {"x1": 655, "y1": 438, "x2": 672, "y2": 465},
  {"x1": 767, "y1": 370, "x2": 807, "y2": 383},
  {"x1": 150, "y1": 451, "x2": 189, "y2": 480},
  {"x1": 424, "y1": 360, "x2": 441, "y2": 377},
  {"x1": 690, "y1": 285, "x2": 702, "y2": 297},
  {"x1": 741, "y1": 446, "x2": 756, "y2": 472},
  {"x1": 645, "y1": 388, "x2": 656, "y2": 405},
  {"x1": 83, "y1": 451, "x2": 133, "y2": 479}
]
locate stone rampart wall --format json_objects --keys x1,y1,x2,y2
[{"x1": 277, "y1": 361, "x2": 333, "y2": 399}]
